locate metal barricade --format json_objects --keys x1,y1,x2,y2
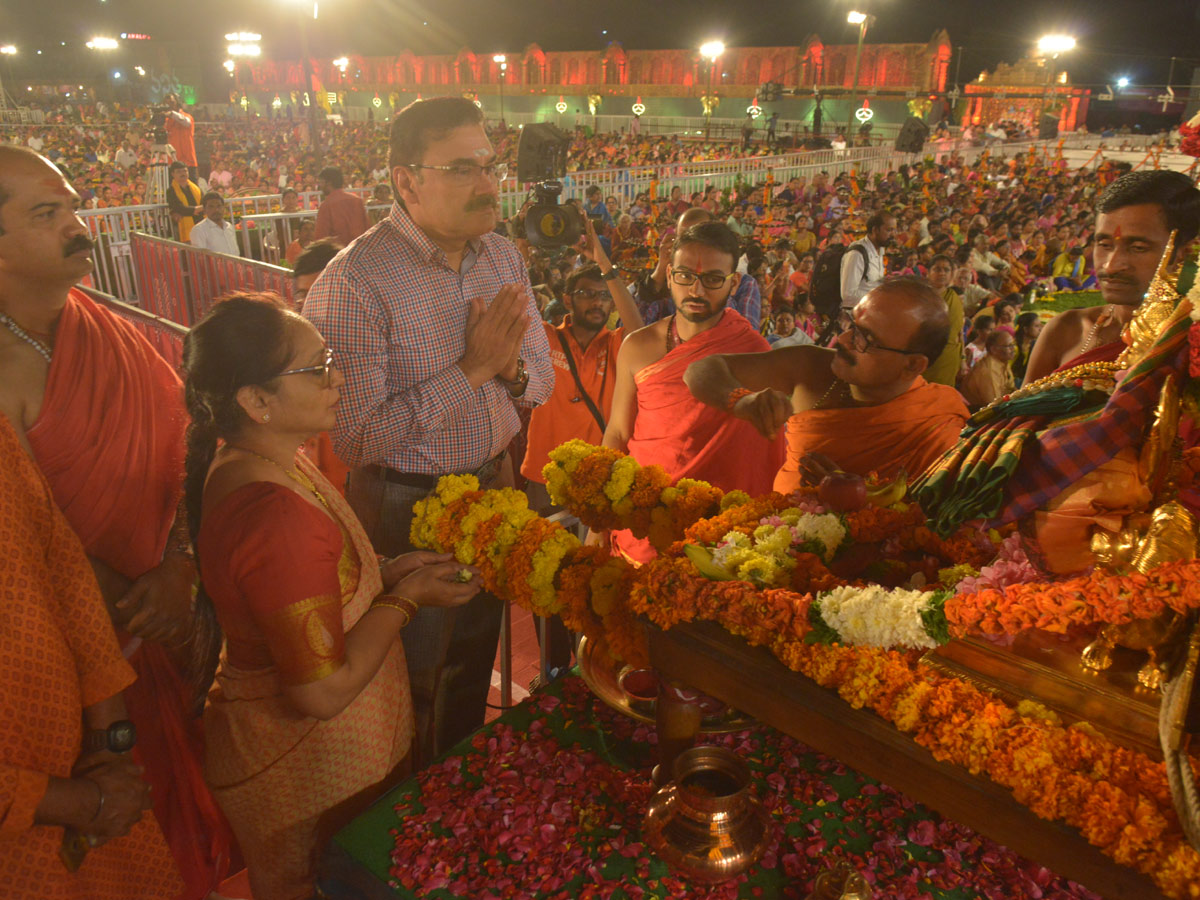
[
  {"x1": 79, "y1": 205, "x2": 176, "y2": 301},
  {"x1": 78, "y1": 285, "x2": 188, "y2": 371},
  {"x1": 236, "y1": 205, "x2": 391, "y2": 265},
  {"x1": 129, "y1": 232, "x2": 296, "y2": 327}
]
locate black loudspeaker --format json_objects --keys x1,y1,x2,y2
[
  {"x1": 515, "y1": 122, "x2": 571, "y2": 183},
  {"x1": 893, "y1": 116, "x2": 930, "y2": 153},
  {"x1": 1038, "y1": 114, "x2": 1060, "y2": 140}
]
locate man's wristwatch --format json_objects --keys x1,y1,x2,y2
[
  {"x1": 601, "y1": 268, "x2": 622, "y2": 281},
  {"x1": 82, "y1": 720, "x2": 137, "y2": 755}
]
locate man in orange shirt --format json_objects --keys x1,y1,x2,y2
[
  {"x1": 162, "y1": 93, "x2": 197, "y2": 183},
  {"x1": 522, "y1": 221, "x2": 644, "y2": 508},
  {"x1": 522, "y1": 223, "x2": 642, "y2": 674}
]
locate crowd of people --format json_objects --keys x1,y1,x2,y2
[
  {"x1": 3, "y1": 100, "x2": 838, "y2": 210},
  {"x1": 515, "y1": 140, "x2": 1151, "y2": 412},
  {"x1": 2, "y1": 87, "x2": 1198, "y2": 900}
]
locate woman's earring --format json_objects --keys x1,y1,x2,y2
[{"x1": 263, "y1": 413, "x2": 271, "y2": 423}]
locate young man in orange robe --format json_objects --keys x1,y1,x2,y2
[
  {"x1": 0, "y1": 414, "x2": 182, "y2": 900},
  {"x1": 0, "y1": 146, "x2": 229, "y2": 898},
  {"x1": 603, "y1": 222, "x2": 783, "y2": 562},
  {"x1": 686, "y1": 278, "x2": 967, "y2": 490}
]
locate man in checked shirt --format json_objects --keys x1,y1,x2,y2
[{"x1": 305, "y1": 97, "x2": 553, "y2": 764}]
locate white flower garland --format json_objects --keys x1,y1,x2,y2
[{"x1": 816, "y1": 584, "x2": 940, "y2": 650}]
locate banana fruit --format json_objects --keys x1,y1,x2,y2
[{"x1": 865, "y1": 470, "x2": 908, "y2": 507}]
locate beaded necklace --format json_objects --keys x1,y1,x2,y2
[
  {"x1": 810, "y1": 377, "x2": 846, "y2": 411},
  {"x1": 226, "y1": 445, "x2": 330, "y2": 511},
  {"x1": 0, "y1": 312, "x2": 52, "y2": 363},
  {"x1": 1077, "y1": 305, "x2": 1115, "y2": 356}
]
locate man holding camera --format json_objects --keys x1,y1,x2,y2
[
  {"x1": 162, "y1": 93, "x2": 197, "y2": 184},
  {"x1": 304, "y1": 97, "x2": 553, "y2": 764}
]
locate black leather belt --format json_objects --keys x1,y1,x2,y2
[{"x1": 362, "y1": 452, "x2": 507, "y2": 491}]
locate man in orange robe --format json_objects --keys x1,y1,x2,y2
[
  {"x1": 0, "y1": 415, "x2": 182, "y2": 900},
  {"x1": 604, "y1": 222, "x2": 783, "y2": 562},
  {"x1": 686, "y1": 278, "x2": 967, "y2": 491},
  {"x1": 0, "y1": 146, "x2": 228, "y2": 897}
]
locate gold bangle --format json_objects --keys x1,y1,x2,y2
[{"x1": 372, "y1": 594, "x2": 418, "y2": 627}]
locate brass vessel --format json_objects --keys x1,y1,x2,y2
[
  {"x1": 643, "y1": 745, "x2": 770, "y2": 883},
  {"x1": 806, "y1": 860, "x2": 873, "y2": 899}
]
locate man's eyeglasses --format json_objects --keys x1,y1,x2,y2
[
  {"x1": 278, "y1": 348, "x2": 335, "y2": 384},
  {"x1": 669, "y1": 268, "x2": 736, "y2": 290},
  {"x1": 571, "y1": 288, "x2": 612, "y2": 302},
  {"x1": 407, "y1": 161, "x2": 508, "y2": 184},
  {"x1": 846, "y1": 321, "x2": 917, "y2": 356}
]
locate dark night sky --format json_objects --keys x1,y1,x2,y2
[{"x1": 3, "y1": 0, "x2": 1199, "y2": 88}]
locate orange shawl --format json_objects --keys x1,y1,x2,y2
[
  {"x1": 616, "y1": 312, "x2": 784, "y2": 563},
  {"x1": 775, "y1": 377, "x2": 968, "y2": 492},
  {"x1": 28, "y1": 288, "x2": 186, "y2": 581},
  {"x1": 0, "y1": 416, "x2": 181, "y2": 900}
]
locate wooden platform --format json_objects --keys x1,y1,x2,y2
[{"x1": 647, "y1": 621, "x2": 1165, "y2": 900}]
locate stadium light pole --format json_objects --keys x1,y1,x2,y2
[
  {"x1": 1035, "y1": 34, "x2": 1076, "y2": 133},
  {"x1": 699, "y1": 40, "x2": 724, "y2": 140},
  {"x1": 493, "y1": 54, "x2": 507, "y2": 127},
  {"x1": 0, "y1": 45, "x2": 14, "y2": 111},
  {"x1": 281, "y1": 0, "x2": 323, "y2": 155},
  {"x1": 845, "y1": 11, "x2": 874, "y2": 143}
]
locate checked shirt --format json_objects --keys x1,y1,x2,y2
[{"x1": 304, "y1": 203, "x2": 552, "y2": 474}]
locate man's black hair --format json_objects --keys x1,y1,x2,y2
[
  {"x1": 865, "y1": 211, "x2": 894, "y2": 234},
  {"x1": 1095, "y1": 170, "x2": 1200, "y2": 247},
  {"x1": 565, "y1": 264, "x2": 605, "y2": 295},
  {"x1": 293, "y1": 236, "x2": 343, "y2": 279},
  {"x1": 673, "y1": 221, "x2": 742, "y2": 271},
  {"x1": 201, "y1": 191, "x2": 224, "y2": 206},
  {"x1": 318, "y1": 167, "x2": 344, "y2": 189}
]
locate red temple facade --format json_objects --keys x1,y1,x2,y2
[{"x1": 244, "y1": 33, "x2": 952, "y2": 99}]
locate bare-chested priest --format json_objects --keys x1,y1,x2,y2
[
  {"x1": 1023, "y1": 170, "x2": 1200, "y2": 383},
  {"x1": 0, "y1": 146, "x2": 227, "y2": 895},
  {"x1": 685, "y1": 278, "x2": 968, "y2": 491}
]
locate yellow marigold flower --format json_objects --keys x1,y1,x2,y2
[
  {"x1": 604, "y1": 456, "x2": 639, "y2": 503},
  {"x1": 590, "y1": 561, "x2": 624, "y2": 617},
  {"x1": 545, "y1": 439, "x2": 597, "y2": 475},
  {"x1": 527, "y1": 530, "x2": 581, "y2": 613},
  {"x1": 720, "y1": 490, "x2": 751, "y2": 511},
  {"x1": 937, "y1": 563, "x2": 978, "y2": 589}
]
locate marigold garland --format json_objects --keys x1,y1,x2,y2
[
  {"x1": 543, "y1": 440, "x2": 725, "y2": 548},
  {"x1": 411, "y1": 465, "x2": 1200, "y2": 898}
]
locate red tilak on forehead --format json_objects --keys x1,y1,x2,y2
[
  {"x1": 1112, "y1": 225, "x2": 1123, "y2": 240},
  {"x1": 40, "y1": 177, "x2": 72, "y2": 196}
]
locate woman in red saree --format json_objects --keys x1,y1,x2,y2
[{"x1": 184, "y1": 295, "x2": 480, "y2": 900}]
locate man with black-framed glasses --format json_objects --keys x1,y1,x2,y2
[
  {"x1": 685, "y1": 279, "x2": 967, "y2": 495},
  {"x1": 600, "y1": 221, "x2": 784, "y2": 564},
  {"x1": 304, "y1": 97, "x2": 553, "y2": 764}
]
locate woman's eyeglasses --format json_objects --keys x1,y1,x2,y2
[{"x1": 278, "y1": 348, "x2": 335, "y2": 384}]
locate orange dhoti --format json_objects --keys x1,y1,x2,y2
[
  {"x1": 0, "y1": 415, "x2": 182, "y2": 900},
  {"x1": 774, "y1": 377, "x2": 968, "y2": 493},
  {"x1": 615, "y1": 311, "x2": 784, "y2": 563}
]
